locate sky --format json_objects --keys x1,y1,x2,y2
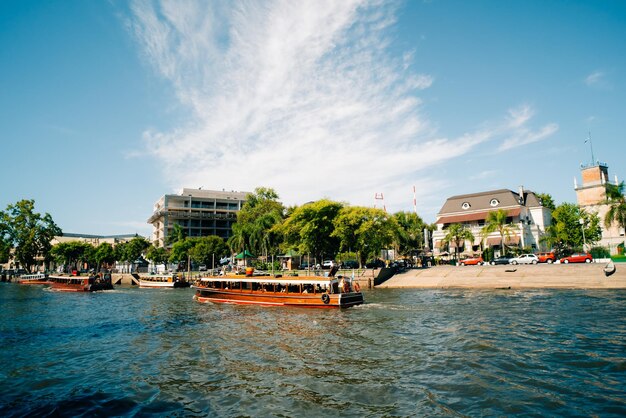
[{"x1": 1, "y1": 0, "x2": 624, "y2": 237}]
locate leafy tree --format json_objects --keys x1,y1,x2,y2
[
  {"x1": 167, "y1": 224, "x2": 186, "y2": 246},
  {"x1": 603, "y1": 181, "x2": 626, "y2": 230},
  {"x1": 279, "y1": 199, "x2": 343, "y2": 261},
  {"x1": 189, "y1": 236, "x2": 228, "y2": 267},
  {"x1": 50, "y1": 241, "x2": 94, "y2": 272},
  {"x1": 0, "y1": 200, "x2": 62, "y2": 272},
  {"x1": 393, "y1": 211, "x2": 426, "y2": 257},
  {"x1": 227, "y1": 187, "x2": 285, "y2": 258},
  {"x1": 442, "y1": 223, "x2": 475, "y2": 260},
  {"x1": 146, "y1": 245, "x2": 169, "y2": 265},
  {"x1": 481, "y1": 209, "x2": 518, "y2": 255},
  {"x1": 169, "y1": 239, "x2": 195, "y2": 264},
  {"x1": 124, "y1": 236, "x2": 150, "y2": 262},
  {"x1": 94, "y1": 243, "x2": 115, "y2": 271},
  {"x1": 543, "y1": 203, "x2": 601, "y2": 254},
  {"x1": 332, "y1": 206, "x2": 398, "y2": 266},
  {"x1": 536, "y1": 192, "x2": 556, "y2": 211}
]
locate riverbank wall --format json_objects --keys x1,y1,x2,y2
[{"x1": 378, "y1": 263, "x2": 626, "y2": 289}]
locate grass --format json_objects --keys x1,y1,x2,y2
[{"x1": 610, "y1": 255, "x2": 626, "y2": 263}]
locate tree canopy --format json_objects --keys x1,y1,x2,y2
[
  {"x1": 279, "y1": 199, "x2": 343, "y2": 260},
  {"x1": 227, "y1": 187, "x2": 285, "y2": 257},
  {"x1": 481, "y1": 209, "x2": 517, "y2": 255},
  {"x1": 603, "y1": 181, "x2": 626, "y2": 230},
  {"x1": 0, "y1": 199, "x2": 62, "y2": 272},
  {"x1": 442, "y1": 223, "x2": 475, "y2": 260},
  {"x1": 543, "y1": 203, "x2": 601, "y2": 253}
]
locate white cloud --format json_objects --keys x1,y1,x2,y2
[
  {"x1": 585, "y1": 70, "x2": 604, "y2": 86},
  {"x1": 128, "y1": 0, "x2": 557, "y2": 215}
]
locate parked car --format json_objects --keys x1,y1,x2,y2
[
  {"x1": 460, "y1": 256, "x2": 484, "y2": 266},
  {"x1": 490, "y1": 256, "x2": 512, "y2": 265},
  {"x1": 559, "y1": 253, "x2": 593, "y2": 264},
  {"x1": 342, "y1": 260, "x2": 359, "y2": 269},
  {"x1": 198, "y1": 264, "x2": 207, "y2": 271},
  {"x1": 510, "y1": 254, "x2": 539, "y2": 265},
  {"x1": 535, "y1": 252, "x2": 556, "y2": 263},
  {"x1": 365, "y1": 259, "x2": 386, "y2": 268},
  {"x1": 322, "y1": 260, "x2": 334, "y2": 269}
]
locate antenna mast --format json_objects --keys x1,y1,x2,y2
[
  {"x1": 413, "y1": 186, "x2": 417, "y2": 214},
  {"x1": 586, "y1": 130, "x2": 596, "y2": 165},
  {"x1": 374, "y1": 192, "x2": 386, "y2": 213}
]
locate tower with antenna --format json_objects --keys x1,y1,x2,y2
[{"x1": 374, "y1": 192, "x2": 386, "y2": 213}]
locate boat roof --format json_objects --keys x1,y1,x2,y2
[{"x1": 199, "y1": 275, "x2": 351, "y2": 285}]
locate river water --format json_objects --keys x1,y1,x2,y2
[{"x1": 1, "y1": 284, "x2": 625, "y2": 417}]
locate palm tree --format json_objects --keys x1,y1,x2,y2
[
  {"x1": 603, "y1": 181, "x2": 626, "y2": 231},
  {"x1": 442, "y1": 223, "x2": 474, "y2": 261},
  {"x1": 481, "y1": 209, "x2": 517, "y2": 256}
]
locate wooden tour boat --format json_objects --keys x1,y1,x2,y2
[
  {"x1": 17, "y1": 273, "x2": 51, "y2": 285},
  {"x1": 48, "y1": 273, "x2": 114, "y2": 292},
  {"x1": 133, "y1": 273, "x2": 191, "y2": 289},
  {"x1": 194, "y1": 267, "x2": 364, "y2": 309}
]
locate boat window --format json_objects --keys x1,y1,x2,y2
[{"x1": 287, "y1": 284, "x2": 300, "y2": 293}]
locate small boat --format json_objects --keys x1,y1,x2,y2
[
  {"x1": 17, "y1": 273, "x2": 51, "y2": 285},
  {"x1": 48, "y1": 273, "x2": 114, "y2": 292},
  {"x1": 194, "y1": 267, "x2": 364, "y2": 309},
  {"x1": 134, "y1": 273, "x2": 191, "y2": 289},
  {"x1": 604, "y1": 261, "x2": 616, "y2": 277}
]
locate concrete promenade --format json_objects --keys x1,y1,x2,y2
[{"x1": 378, "y1": 263, "x2": 626, "y2": 289}]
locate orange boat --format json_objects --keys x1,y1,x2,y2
[
  {"x1": 48, "y1": 273, "x2": 114, "y2": 292},
  {"x1": 194, "y1": 267, "x2": 364, "y2": 309},
  {"x1": 17, "y1": 273, "x2": 51, "y2": 285}
]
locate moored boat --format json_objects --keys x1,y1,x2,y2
[
  {"x1": 17, "y1": 273, "x2": 51, "y2": 285},
  {"x1": 134, "y1": 273, "x2": 191, "y2": 288},
  {"x1": 194, "y1": 270, "x2": 364, "y2": 308},
  {"x1": 48, "y1": 273, "x2": 114, "y2": 292}
]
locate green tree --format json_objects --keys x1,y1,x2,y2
[
  {"x1": 227, "y1": 187, "x2": 285, "y2": 257},
  {"x1": 481, "y1": 209, "x2": 518, "y2": 255},
  {"x1": 114, "y1": 236, "x2": 150, "y2": 263},
  {"x1": 543, "y1": 203, "x2": 601, "y2": 254},
  {"x1": 536, "y1": 192, "x2": 556, "y2": 211},
  {"x1": 603, "y1": 181, "x2": 626, "y2": 231},
  {"x1": 146, "y1": 245, "x2": 169, "y2": 265},
  {"x1": 189, "y1": 236, "x2": 228, "y2": 267},
  {"x1": 393, "y1": 211, "x2": 426, "y2": 257},
  {"x1": 0, "y1": 200, "x2": 62, "y2": 272},
  {"x1": 169, "y1": 239, "x2": 195, "y2": 264},
  {"x1": 332, "y1": 206, "x2": 398, "y2": 266},
  {"x1": 94, "y1": 243, "x2": 116, "y2": 271},
  {"x1": 279, "y1": 199, "x2": 343, "y2": 261},
  {"x1": 167, "y1": 224, "x2": 186, "y2": 246},
  {"x1": 50, "y1": 241, "x2": 94, "y2": 272},
  {"x1": 442, "y1": 223, "x2": 475, "y2": 261}
]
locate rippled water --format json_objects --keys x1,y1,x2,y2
[{"x1": 1, "y1": 283, "x2": 625, "y2": 417}]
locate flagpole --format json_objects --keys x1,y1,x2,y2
[{"x1": 586, "y1": 130, "x2": 595, "y2": 165}]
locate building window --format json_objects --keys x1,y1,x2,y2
[
  {"x1": 490, "y1": 199, "x2": 499, "y2": 207},
  {"x1": 462, "y1": 202, "x2": 471, "y2": 210}
]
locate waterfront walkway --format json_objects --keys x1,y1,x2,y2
[{"x1": 379, "y1": 263, "x2": 626, "y2": 289}]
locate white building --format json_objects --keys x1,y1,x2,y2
[
  {"x1": 148, "y1": 188, "x2": 250, "y2": 247},
  {"x1": 432, "y1": 187, "x2": 552, "y2": 257}
]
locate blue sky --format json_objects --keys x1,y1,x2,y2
[{"x1": 1, "y1": 0, "x2": 624, "y2": 237}]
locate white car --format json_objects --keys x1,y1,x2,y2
[
  {"x1": 322, "y1": 260, "x2": 334, "y2": 269},
  {"x1": 510, "y1": 254, "x2": 539, "y2": 265}
]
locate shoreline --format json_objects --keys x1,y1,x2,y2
[{"x1": 377, "y1": 263, "x2": 626, "y2": 289}]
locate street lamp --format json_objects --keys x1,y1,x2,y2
[
  {"x1": 579, "y1": 218, "x2": 587, "y2": 252},
  {"x1": 188, "y1": 194, "x2": 192, "y2": 238}
]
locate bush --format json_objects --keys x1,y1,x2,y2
[{"x1": 590, "y1": 246, "x2": 610, "y2": 259}]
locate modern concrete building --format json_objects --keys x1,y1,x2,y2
[
  {"x1": 148, "y1": 188, "x2": 250, "y2": 247},
  {"x1": 575, "y1": 162, "x2": 624, "y2": 254},
  {"x1": 432, "y1": 187, "x2": 552, "y2": 258}
]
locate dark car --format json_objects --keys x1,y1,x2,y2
[
  {"x1": 342, "y1": 260, "x2": 359, "y2": 269},
  {"x1": 365, "y1": 259, "x2": 385, "y2": 268},
  {"x1": 490, "y1": 256, "x2": 512, "y2": 265}
]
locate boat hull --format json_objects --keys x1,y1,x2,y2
[
  {"x1": 139, "y1": 280, "x2": 191, "y2": 289},
  {"x1": 48, "y1": 276, "x2": 114, "y2": 292},
  {"x1": 194, "y1": 288, "x2": 364, "y2": 308}
]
